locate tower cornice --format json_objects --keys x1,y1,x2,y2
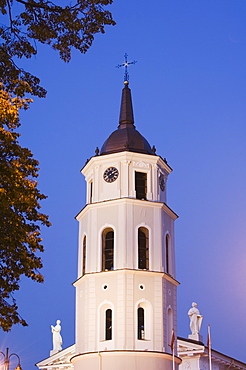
[
  {"x1": 73, "y1": 268, "x2": 180, "y2": 288},
  {"x1": 81, "y1": 151, "x2": 172, "y2": 176},
  {"x1": 71, "y1": 350, "x2": 182, "y2": 364},
  {"x1": 75, "y1": 197, "x2": 178, "y2": 221}
]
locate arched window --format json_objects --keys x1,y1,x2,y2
[
  {"x1": 82, "y1": 235, "x2": 86, "y2": 276},
  {"x1": 138, "y1": 307, "x2": 145, "y2": 340},
  {"x1": 102, "y1": 229, "x2": 114, "y2": 271},
  {"x1": 136, "y1": 300, "x2": 152, "y2": 342},
  {"x1": 165, "y1": 234, "x2": 170, "y2": 274},
  {"x1": 167, "y1": 307, "x2": 173, "y2": 353},
  {"x1": 105, "y1": 309, "x2": 112, "y2": 340},
  {"x1": 99, "y1": 303, "x2": 113, "y2": 343},
  {"x1": 138, "y1": 227, "x2": 149, "y2": 270}
]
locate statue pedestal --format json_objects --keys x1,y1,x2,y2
[
  {"x1": 50, "y1": 350, "x2": 58, "y2": 356},
  {"x1": 188, "y1": 334, "x2": 203, "y2": 343}
]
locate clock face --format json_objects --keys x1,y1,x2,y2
[
  {"x1": 103, "y1": 167, "x2": 119, "y2": 183},
  {"x1": 159, "y1": 173, "x2": 165, "y2": 191}
]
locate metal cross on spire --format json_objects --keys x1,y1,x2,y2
[{"x1": 116, "y1": 53, "x2": 137, "y2": 84}]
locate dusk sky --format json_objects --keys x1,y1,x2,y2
[{"x1": 1, "y1": 0, "x2": 246, "y2": 369}]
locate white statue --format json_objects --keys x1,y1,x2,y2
[
  {"x1": 188, "y1": 302, "x2": 203, "y2": 335},
  {"x1": 51, "y1": 319, "x2": 62, "y2": 353}
]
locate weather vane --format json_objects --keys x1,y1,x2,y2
[{"x1": 116, "y1": 53, "x2": 137, "y2": 84}]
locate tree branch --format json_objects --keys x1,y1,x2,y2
[
  {"x1": 15, "y1": 0, "x2": 73, "y2": 12},
  {"x1": 6, "y1": 0, "x2": 13, "y2": 30}
]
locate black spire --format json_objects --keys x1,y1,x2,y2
[
  {"x1": 100, "y1": 80, "x2": 153, "y2": 156},
  {"x1": 118, "y1": 81, "x2": 135, "y2": 128}
]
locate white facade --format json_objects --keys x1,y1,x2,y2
[
  {"x1": 83, "y1": 151, "x2": 170, "y2": 205},
  {"x1": 78, "y1": 151, "x2": 176, "y2": 275},
  {"x1": 73, "y1": 149, "x2": 180, "y2": 370}
]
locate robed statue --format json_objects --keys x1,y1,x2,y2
[
  {"x1": 51, "y1": 319, "x2": 62, "y2": 353},
  {"x1": 188, "y1": 302, "x2": 203, "y2": 335}
]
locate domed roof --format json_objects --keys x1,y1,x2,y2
[
  {"x1": 100, "y1": 126, "x2": 152, "y2": 155},
  {"x1": 100, "y1": 82, "x2": 154, "y2": 156}
]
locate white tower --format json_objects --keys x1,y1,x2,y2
[{"x1": 72, "y1": 80, "x2": 180, "y2": 370}]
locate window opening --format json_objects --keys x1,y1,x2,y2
[
  {"x1": 166, "y1": 234, "x2": 169, "y2": 274},
  {"x1": 167, "y1": 308, "x2": 173, "y2": 353},
  {"x1": 102, "y1": 229, "x2": 114, "y2": 271},
  {"x1": 138, "y1": 227, "x2": 149, "y2": 270},
  {"x1": 138, "y1": 307, "x2": 145, "y2": 340},
  {"x1": 82, "y1": 236, "x2": 86, "y2": 276},
  {"x1": 89, "y1": 181, "x2": 93, "y2": 203},
  {"x1": 135, "y1": 172, "x2": 147, "y2": 200},
  {"x1": 105, "y1": 309, "x2": 112, "y2": 340}
]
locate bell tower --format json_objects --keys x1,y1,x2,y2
[{"x1": 72, "y1": 80, "x2": 180, "y2": 370}]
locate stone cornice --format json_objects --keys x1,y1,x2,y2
[
  {"x1": 76, "y1": 197, "x2": 178, "y2": 221},
  {"x1": 73, "y1": 268, "x2": 180, "y2": 287},
  {"x1": 81, "y1": 151, "x2": 172, "y2": 175},
  {"x1": 71, "y1": 350, "x2": 181, "y2": 364}
]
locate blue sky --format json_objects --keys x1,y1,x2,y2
[{"x1": 1, "y1": 0, "x2": 246, "y2": 368}]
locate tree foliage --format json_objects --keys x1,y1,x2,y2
[
  {"x1": 0, "y1": 86, "x2": 51, "y2": 331},
  {"x1": 0, "y1": 0, "x2": 115, "y2": 330},
  {"x1": 0, "y1": 0, "x2": 115, "y2": 97}
]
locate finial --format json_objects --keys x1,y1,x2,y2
[
  {"x1": 116, "y1": 53, "x2": 137, "y2": 84},
  {"x1": 95, "y1": 147, "x2": 99, "y2": 155}
]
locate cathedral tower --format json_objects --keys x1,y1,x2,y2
[{"x1": 71, "y1": 80, "x2": 180, "y2": 370}]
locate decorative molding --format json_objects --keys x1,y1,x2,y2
[
  {"x1": 184, "y1": 361, "x2": 192, "y2": 369},
  {"x1": 87, "y1": 171, "x2": 93, "y2": 179},
  {"x1": 133, "y1": 161, "x2": 149, "y2": 168},
  {"x1": 122, "y1": 160, "x2": 131, "y2": 165}
]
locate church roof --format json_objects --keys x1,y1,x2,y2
[
  {"x1": 177, "y1": 337, "x2": 246, "y2": 369},
  {"x1": 100, "y1": 82, "x2": 154, "y2": 156}
]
